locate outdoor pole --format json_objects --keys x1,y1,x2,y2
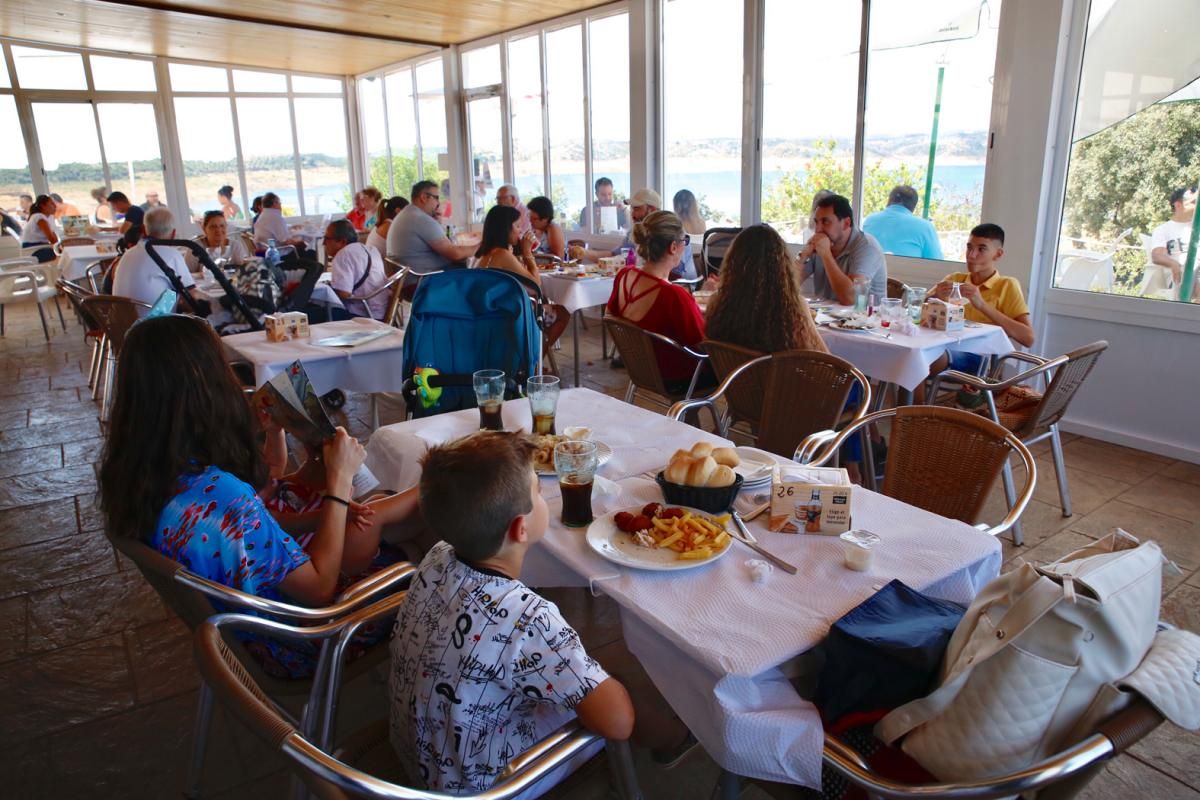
[
  {"x1": 1177, "y1": 202, "x2": 1200, "y2": 302},
  {"x1": 922, "y1": 66, "x2": 946, "y2": 220}
]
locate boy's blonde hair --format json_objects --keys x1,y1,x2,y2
[{"x1": 419, "y1": 431, "x2": 537, "y2": 562}]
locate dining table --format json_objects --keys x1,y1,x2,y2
[
  {"x1": 538, "y1": 269, "x2": 616, "y2": 388},
  {"x1": 57, "y1": 240, "x2": 120, "y2": 283},
  {"x1": 363, "y1": 387, "x2": 1003, "y2": 791}
]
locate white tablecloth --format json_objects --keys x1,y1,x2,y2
[
  {"x1": 819, "y1": 320, "x2": 1013, "y2": 390},
  {"x1": 221, "y1": 318, "x2": 405, "y2": 392},
  {"x1": 58, "y1": 245, "x2": 114, "y2": 281},
  {"x1": 363, "y1": 388, "x2": 1002, "y2": 789},
  {"x1": 539, "y1": 273, "x2": 614, "y2": 313}
]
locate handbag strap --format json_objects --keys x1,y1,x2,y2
[{"x1": 877, "y1": 576, "x2": 1067, "y2": 744}]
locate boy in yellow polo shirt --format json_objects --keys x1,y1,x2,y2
[{"x1": 916, "y1": 223, "x2": 1035, "y2": 402}]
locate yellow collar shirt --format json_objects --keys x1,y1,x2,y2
[{"x1": 944, "y1": 270, "x2": 1029, "y2": 324}]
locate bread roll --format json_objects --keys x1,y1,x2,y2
[
  {"x1": 667, "y1": 453, "x2": 696, "y2": 484},
  {"x1": 671, "y1": 448, "x2": 693, "y2": 465},
  {"x1": 686, "y1": 455, "x2": 717, "y2": 486},
  {"x1": 711, "y1": 447, "x2": 740, "y2": 467},
  {"x1": 706, "y1": 464, "x2": 737, "y2": 488},
  {"x1": 690, "y1": 442, "x2": 714, "y2": 458}
]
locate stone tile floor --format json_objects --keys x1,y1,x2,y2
[{"x1": 0, "y1": 300, "x2": 1196, "y2": 799}]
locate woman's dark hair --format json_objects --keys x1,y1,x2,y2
[
  {"x1": 251, "y1": 195, "x2": 263, "y2": 213},
  {"x1": 218, "y1": 185, "x2": 235, "y2": 199},
  {"x1": 476, "y1": 204, "x2": 521, "y2": 258},
  {"x1": 33, "y1": 194, "x2": 54, "y2": 214},
  {"x1": 527, "y1": 196, "x2": 554, "y2": 221},
  {"x1": 98, "y1": 315, "x2": 267, "y2": 540},
  {"x1": 379, "y1": 195, "x2": 408, "y2": 223},
  {"x1": 202, "y1": 210, "x2": 224, "y2": 225}
]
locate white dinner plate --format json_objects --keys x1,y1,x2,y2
[
  {"x1": 585, "y1": 505, "x2": 733, "y2": 571},
  {"x1": 732, "y1": 447, "x2": 776, "y2": 485},
  {"x1": 534, "y1": 440, "x2": 613, "y2": 476}
]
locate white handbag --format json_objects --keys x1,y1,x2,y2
[{"x1": 876, "y1": 530, "x2": 1163, "y2": 781}]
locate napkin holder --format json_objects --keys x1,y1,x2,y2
[
  {"x1": 265, "y1": 311, "x2": 310, "y2": 342},
  {"x1": 768, "y1": 465, "x2": 852, "y2": 535},
  {"x1": 920, "y1": 298, "x2": 964, "y2": 331}
]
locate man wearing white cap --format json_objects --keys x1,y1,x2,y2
[{"x1": 568, "y1": 188, "x2": 696, "y2": 280}]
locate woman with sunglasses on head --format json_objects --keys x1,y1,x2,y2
[{"x1": 607, "y1": 210, "x2": 713, "y2": 394}]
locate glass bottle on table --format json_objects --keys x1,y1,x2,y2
[{"x1": 948, "y1": 282, "x2": 965, "y2": 306}]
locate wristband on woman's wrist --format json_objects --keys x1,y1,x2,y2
[{"x1": 322, "y1": 494, "x2": 350, "y2": 507}]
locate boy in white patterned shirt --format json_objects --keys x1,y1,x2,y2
[{"x1": 390, "y1": 432, "x2": 688, "y2": 795}]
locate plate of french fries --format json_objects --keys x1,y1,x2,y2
[{"x1": 586, "y1": 502, "x2": 734, "y2": 571}]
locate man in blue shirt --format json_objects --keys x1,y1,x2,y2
[{"x1": 862, "y1": 185, "x2": 944, "y2": 260}]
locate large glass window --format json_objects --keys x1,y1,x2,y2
[
  {"x1": 359, "y1": 76, "x2": 389, "y2": 193},
  {"x1": 233, "y1": 69, "x2": 287, "y2": 93},
  {"x1": 467, "y1": 96, "x2": 504, "y2": 222},
  {"x1": 759, "y1": 1, "x2": 862, "y2": 242},
  {"x1": 546, "y1": 25, "x2": 587, "y2": 230},
  {"x1": 174, "y1": 97, "x2": 240, "y2": 220},
  {"x1": 12, "y1": 46, "x2": 86, "y2": 91},
  {"x1": 415, "y1": 61, "x2": 450, "y2": 201},
  {"x1": 293, "y1": 97, "x2": 351, "y2": 214},
  {"x1": 90, "y1": 55, "x2": 156, "y2": 92},
  {"x1": 95, "y1": 103, "x2": 166, "y2": 211},
  {"x1": 0, "y1": 97, "x2": 31, "y2": 212},
  {"x1": 861, "y1": 0, "x2": 1002, "y2": 262},
  {"x1": 1054, "y1": 0, "x2": 1200, "y2": 304},
  {"x1": 588, "y1": 14, "x2": 631, "y2": 219},
  {"x1": 508, "y1": 35, "x2": 546, "y2": 201},
  {"x1": 31, "y1": 103, "x2": 105, "y2": 217},
  {"x1": 169, "y1": 63, "x2": 229, "y2": 92},
  {"x1": 385, "y1": 69, "x2": 419, "y2": 196},
  {"x1": 235, "y1": 97, "x2": 297, "y2": 212},
  {"x1": 663, "y1": 0, "x2": 743, "y2": 228}
]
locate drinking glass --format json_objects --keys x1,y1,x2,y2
[
  {"x1": 526, "y1": 375, "x2": 561, "y2": 434},
  {"x1": 473, "y1": 369, "x2": 505, "y2": 431},
  {"x1": 906, "y1": 287, "x2": 926, "y2": 322},
  {"x1": 880, "y1": 298, "x2": 903, "y2": 327},
  {"x1": 554, "y1": 440, "x2": 598, "y2": 527},
  {"x1": 852, "y1": 275, "x2": 871, "y2": 312}
]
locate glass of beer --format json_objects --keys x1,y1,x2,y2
[
  {"x1": 554, "y1": 440, "x2": 598, "y2": 527},
  {"x1": 473, "y1": 369, "x2": 506, "y2": 431},
  {"x1": 526, "y1": 375, "x2": 560, "y2": 435}
]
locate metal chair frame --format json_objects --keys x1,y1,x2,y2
[
  {"x1": 700, "y1": 227, "x2": 741, "y2": 280},
  {"x1": 0, "y1": 256, "x2": 67, "y2": 340},
  {"x1": 80, "y1": 295, "x2": 150, "y2": 420},
  {"x1": 819, "y1": 697, "x2": 1162, "y2": 799},
  {"x1": 111, "y1": 533, "x2": 414, "y2": 799},
  {"x1": 56, "y1": 278, "x2": 107, "y2": 394},
  {"x1": 194, "y1": 609, "x2": 642, "y2": 800},
  {"x1": 669, "y1": 351, "x2": 872, "y2": 460},
  {"x1": 928, "y1": 341, "x2": 1108, "y2": 545},
  {"x1": 602, "y1": 316, "x2": 710, "y2": 409},
  {"x1": 795, "y1": 406, "x2": 1037, "y2": 538}
]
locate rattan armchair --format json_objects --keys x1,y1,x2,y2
[
  {"x1": 111, "y1": 534, "x2": 414, "y2": 799},
  {"x1": 603, "y1": 316, "x2": 710, "y2": 408},
  {"x1": 886, "y1": 277, "x2": 909, "y2": 300},
  {"x1": 821, "y1": 697, "x2": 1162, "y2": 799},
  {"x1": 194, "y1": 610, "x2": 642, "y2": 800},
  {"x1": 796, "y1": 406, "x2": 1037, "y2": 538},
  {"x1": 80, "y1": 294, "x2": 149, "y2": 419},
  {"x1": 929, "y1": 341, "x2": 1108, "y2": 545},
  {"x1": 56, "y1": 278, "x2": 106, "y2": 395},
  {"x1": 670, "y1": 347, "x2": 872, "y2": 459}
]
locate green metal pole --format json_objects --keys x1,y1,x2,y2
[
  {"x1": 1178, "y1": 203, "x2": 1200, "y2": 302},
  {"x1": 922, "y1": 66, "x2": 946, "y2": 220}
]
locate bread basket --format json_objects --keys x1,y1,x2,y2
[{"x1": 655, "y1": 472, "x2": 743, "y2": 514}]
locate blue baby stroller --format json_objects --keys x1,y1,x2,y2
[{"x1": 401, "y1": 269, "x2": 542, "y2": 418}]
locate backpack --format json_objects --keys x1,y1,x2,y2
[{"x1": 401, "y1": 269, "x2": 541, "y2": 418}]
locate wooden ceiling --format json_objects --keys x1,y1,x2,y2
[{"x1": 0, "y1": 0, "x2": 614, "y2": 76}]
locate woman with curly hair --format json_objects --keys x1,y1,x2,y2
[{"x1": 705, "y1": 224, "x2": 825, "y2": 354}]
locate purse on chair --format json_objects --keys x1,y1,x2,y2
[{"x1": 876, "y1": 530, "x2": 1164, "y2": 784}]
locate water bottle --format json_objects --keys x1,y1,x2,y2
[
  {"x1": 948, "y1": 282, "x2": 965, "y2": 306},
  {"x1": 264, "y1": 238, "x2": 280, "y2": 270}
]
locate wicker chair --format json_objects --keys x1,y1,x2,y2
[
  {"x1": 930, "y1": 341, "x2": 1108, "y2": 543},
  {"x1": 79, "y1": 295, "x2": 150, "y2": 418},
  {"x1": 821, "y1": 697, "x2": 1163, "y2": 799},
  {"x1": 193, "y1": 611, "x2": 642, "y2": 800},
  {"x1": 886, "y1": 277, "x2": 909, "y2": 300},
  {"x1": 112, "y1": 535, "x2": 414, "y2": 799},
  {"x1": 57, "y1": 279, "x2": 107, "y2": 394},
  {"x1": 670, "y1": 346, "x2": 872, "y2": 459},
  {"x1": 603, "y1": 316, "x2": 710, "y2": 409},
  {"x1": 796, "y1": 405, "x2": 1037, "y2": 538},
  {"x1": 54, "y1": 236, "x2": 96, "y2": 254}
]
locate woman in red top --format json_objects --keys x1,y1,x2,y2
[{"x1": 607, "y1": 210, "x2": 711, "y2": 392}]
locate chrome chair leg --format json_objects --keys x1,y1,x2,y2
[
  {"x1": 101, "y1": 352, "x2": 116, "y2": 422},
  {"x1": 91, "y1": 336, "x2": 109, "y2": 401},
  {"x1": 624, "y1": 382, "x2": 636, "y2": 404},
  {"x1": 55, "y1": 296, "x2": 67, "y2": 331},
  {"x1": 714, "y1": 770, "x2": 741, "y2": 800},
  {"x1": 87, "y1": 337, "x2": 101, "y2": 390},
  {"x1": 1048, "y1": 423, "x2": 1073, "y2": 517},
  {"x1": 36, "y1": 300, "x2": 50, "y2": 341},
  {"x1": 606, "y1": 739, "x2": 642, "y2": 800},
  {"x1": 1001, "y1": 458, "x2": 1024, "y2": 546},
  {"x1": 184, "y1": 683, "x2": 215, "y2": 799}
]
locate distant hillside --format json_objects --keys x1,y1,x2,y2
[{"x1": 662, "y1": 132, "x2": 988, "y2": 161}]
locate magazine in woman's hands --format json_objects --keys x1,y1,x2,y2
[{"x1": 252, "y1": 360, "x2": 378, "y2": 495}]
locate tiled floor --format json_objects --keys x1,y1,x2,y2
[{"x1": 0, "y1": 300, "x2": 1197, "y2": 799}]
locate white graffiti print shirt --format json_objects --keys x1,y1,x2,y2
[{"x1": 389, "y1": 542, "x2": 609, "y2": 793}]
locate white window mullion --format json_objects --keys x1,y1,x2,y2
[
  {"x1": 581, "y1": 19, "x2": 594, "y2": 234},
  {"x1": 228, "y1": 79, "x2": 251, "y2": 215},
  {"x1": 378, "y1": 74, "x2": 395, "y2": 196},
  {"x1": 411, "y1": 69, "x2": 424, "y2": 184},
  {"x1": 499, "y1": 41, "x2": 514, "y2": 190},
  {"x1": 538, "y1": 32, "x2": 551, "y2": 200},
  {"x1": 286, "y1": 88, "x2": 305, "y2": 214},
  {"x1": 742, "y1": 0, "x2": 766, "y2": 226},
  {"x1": 851, "y1": 0, "x2": 870, "y2": 221}
]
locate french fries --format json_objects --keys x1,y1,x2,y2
[{"x1": 626, "y1": 507, "x2": 732, "y2": 561}]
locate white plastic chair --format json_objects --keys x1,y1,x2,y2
[
  {"x1": 0, "y1": 257, "x2": 67, "y2": 340},
  {"x1": 1137, "y1": 233, "x2": 1176, "y2": 298},
  {"x1": 1055, "y1": 228, "x2": 1130, "y2": 291}
]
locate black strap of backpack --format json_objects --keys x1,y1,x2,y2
[
  {"x1": 143, "y1": 239, "x2": 204, "y2": 315},
  {"x1": 351, "y1": 243, "x2": 374, "y2": 292}
]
